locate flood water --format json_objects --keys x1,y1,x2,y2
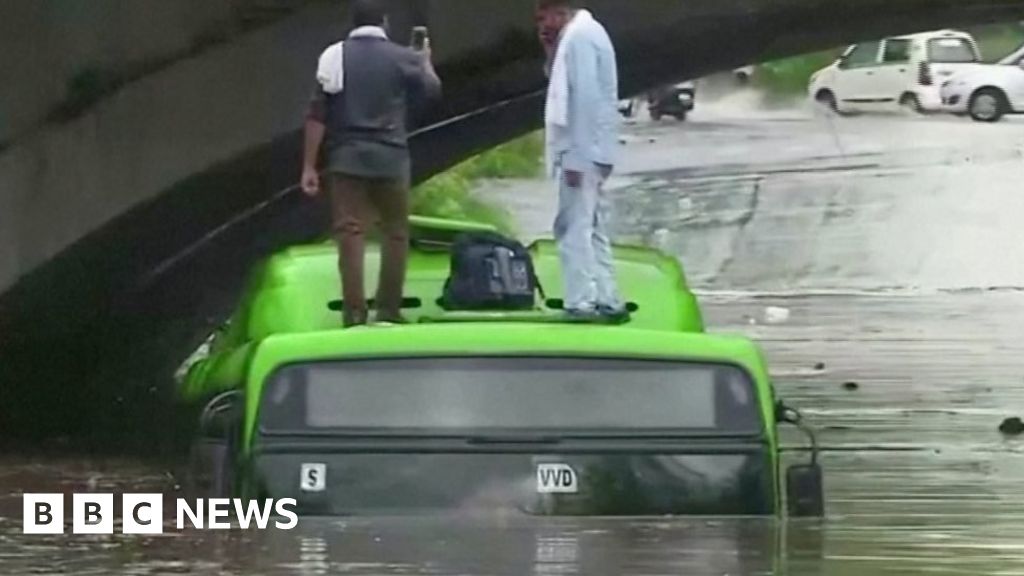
[{"x1": 4, "y1": 95, "x2": 1024, "y2": 574}]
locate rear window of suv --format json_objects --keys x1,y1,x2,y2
[
  {"x1": 928, "y1": 38, "x2": 978, "y2": 63},
  {"x1": 259, "y1": 357, "x2": 763, "y2": 435}
]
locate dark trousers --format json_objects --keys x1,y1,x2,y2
[{"x1": 327, "y1": 173, "x2": 410, "y2": 326}]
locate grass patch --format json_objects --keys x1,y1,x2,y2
[
  {"x1": 458, "y1": 131, "x2": 544, "y2": 180},
  {"x1": 968, "y1": 23, "x2": 1024, "y2": 62},
  {"x1": 412, "y1": 171, "x2": 515, "y2": 233},
  {"x1": 753, "y1": 50, "x2": 842, "y2": 98},
  {"x1": 412, "y1": 132, "x2": 543, "y2": 234}
]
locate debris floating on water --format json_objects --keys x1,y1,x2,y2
[
  {"x1": 814, "y1": 362, "x2": 826, "y2": 371},
  {"x1": 999, "y1": 417, "x2": 1024, "y2": 436},
  {"x1": 651, "y1": 228, "x2": 670, "y2": 250},
  {"x1": 763, "y1": 306, "x2": 791, "y2": 325},
  {"x1": 842, "y1": 381, "x2": 860, "y2": 391},
  {"x1": 677, "y1": 196, "x2": 694, "y2": 213}
]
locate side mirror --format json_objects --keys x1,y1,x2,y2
[
  {"x1": 777, "y1": 400, "x2": 826, "y2": 518},
  {"x1": 787, "y1": 463, "x2": 825, "y2": 517},
  {"x1": 187, "y1": 391, "x2": 242, "y2": 498}
]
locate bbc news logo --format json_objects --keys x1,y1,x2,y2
[{"x1": 23, "y1": 494, "x2": 298, "y2": 534}]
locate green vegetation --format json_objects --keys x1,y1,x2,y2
[
  {"x1": 753, "y1": 50, "x2": 841, "y2": 98},
  {"x1": 412, "y1": 131, "x2": 543, "y2": 234},
  {"x1": 458, "y1": 130, "x2": 544, "y2": 180},
  {"x1": 411, "y1": 171, "x2": 515, "y2": 234},
  {"x1": 968, "y1": 23, "x2": 1024, "y2": 62}
]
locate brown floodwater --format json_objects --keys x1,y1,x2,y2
[{"x1": 3, "y1": 291, "x2": 1024, "y2": 575}]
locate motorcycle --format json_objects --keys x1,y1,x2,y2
[{"x1": 647, "y1": 81, "x2": 696, "y2": 121}]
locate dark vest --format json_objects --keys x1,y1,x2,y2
[{"x1": 324, "y1": 37, "x2": 422, "y2": 150}]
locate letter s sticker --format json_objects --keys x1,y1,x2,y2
[{"x1": 300, "y1": 463, "x2": 326, "y2": 492}]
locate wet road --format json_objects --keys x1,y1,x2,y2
[{"x1": 5, "y1": 99, "x2": 1024, "y2": 574}]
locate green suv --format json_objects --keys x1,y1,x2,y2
[{"x1": 179, "y1": 217, "x2": 823, "y2": 518}]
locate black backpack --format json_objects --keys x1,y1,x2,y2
[{"x1": 441, "y1": 232, "x2": 545, "y2": 311}]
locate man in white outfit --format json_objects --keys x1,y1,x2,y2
[{"x1": 537, "y1": 0, "x2": 628, "y2": 323}]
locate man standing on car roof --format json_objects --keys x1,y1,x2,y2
[
  {"x1": 537, "y1": 0, "x2": 628, "y2": 323},
  {"x1": 301, "y1": 0, "x2": 441, "y2": 328}
]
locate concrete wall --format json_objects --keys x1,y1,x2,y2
[
  {"x1": 0, "y1": 3, "x2": 348, "y2": 294},
  {"x1": 0, "y1": 0, "x2": 236, "y2": 144},
  {"x1": 425, "y1": 0, "x2": 533, "y2": 58},
  {"x1": 0, "y1": 0, "x2": 552, "y2": 296}
]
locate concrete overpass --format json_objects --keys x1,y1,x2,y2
[{"x1": 2, "y1": 0, "x2": 1024, "y2": 447}]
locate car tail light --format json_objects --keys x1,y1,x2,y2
[{"x1": 918, "y1": 62, "x2": 933, "y2": 86}]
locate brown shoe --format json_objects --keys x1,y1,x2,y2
[
  {"x1": 374, "y1": 313, "x2": 409, "y2": 325},
  {"x1": 343, "y1": 308, "x2": 369, "y2": 328}
]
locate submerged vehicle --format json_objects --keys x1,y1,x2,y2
[{"x1": 179, "y1": 216, "x2": 823, "y2": 518}]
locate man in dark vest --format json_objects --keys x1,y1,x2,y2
[{"x1": 301, "y1": 0, "x2": 441, "y2": 327}]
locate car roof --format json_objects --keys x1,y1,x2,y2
[
  {"x1": 232, "y1": 216, "x2": 704, "y2": 341},
  {"x1": 890, "y1": 29, "x2": 974, "y2": 42},
  {"x1": 250, "y1": 323, "x2": 766, "y2": 374}
]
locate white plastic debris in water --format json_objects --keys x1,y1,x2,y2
[
  {"x1": 652, "y1": 228, "x2": 671, "y2": 250},
  {"x1": 677, "y1": 196, "x2": 694, "y2": 214},
  {"x1": 763, "y1": 306, "x2": 791, "y2": 325}
]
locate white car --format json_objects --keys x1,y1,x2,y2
[
  {"x1": 809, "y1": 30, "x2": 986, "y2": 115},
  {"x1": 940, "y1": 44, "x2": 1024, "y2": 122}
]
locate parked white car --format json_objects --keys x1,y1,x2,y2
[
  {"x1": 809, "y1": 30, "x2": 986, "y2": 115},
  {"x1": 940, "y1": 44, "x2": 1024, "y2": 122}
]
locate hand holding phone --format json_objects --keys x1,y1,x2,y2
[{"x1": 411, "y1": 26, "x2": 430, "y2": 52}]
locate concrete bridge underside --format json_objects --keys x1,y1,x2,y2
[{"x1": 2, "y1": 0, "x2": 1024, "y2": 446}]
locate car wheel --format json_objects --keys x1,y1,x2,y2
[
  {"x1": 899, "y1": 93, "x2": 925, "y2": 114},
  {"x1": 969, "y1": 88, "x2": 1008, "y2": 123},
  {"x1": 814, "y1": 90, "x2": 846, "y2": 115}
]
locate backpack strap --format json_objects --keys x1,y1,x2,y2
[{"x1": 533, "y1": 269, "x2": 547, "y2": 302}]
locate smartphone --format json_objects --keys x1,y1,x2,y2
[{"x1": 411, "y1": 26, "x2": 429, "y2": 51}]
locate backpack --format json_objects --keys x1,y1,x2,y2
[{"x1": 441, "y1": 232, "x2": 545, "y2": 311}]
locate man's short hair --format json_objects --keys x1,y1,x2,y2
[{"x1": 352, "y1": 0, "x2": 386, "y2": 27}]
